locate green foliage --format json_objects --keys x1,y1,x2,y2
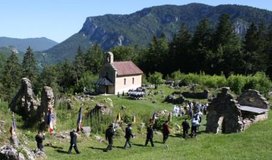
[
  {"x1": 84, "y1": 44, "x2": 104, "y2": 74},
  {"x1": 0, "y1": 52, "x2": 22, "y2": 101},
  {"x1": 148, "y1": 72, "x2": 164, "y2": 87},
  {"x1": 75, "y1": 71, "x2": 98, "y2": 93},
  {"x1": 227, "y1": 74, "x2": 247, "y2": 94}
]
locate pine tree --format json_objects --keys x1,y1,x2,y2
[
  {"x1": 169, "y1": 24, "x2": 191, "y2": 73},
  {"x1": 211, "y1": 14, "x2": 242, "y2": 75},
  {"x1": 191, "y1": 19, "x2": 213, "y2": 72},
  {"x1": 84, "y1": 44, "x2": 104, "y2": 74},
  {"x1": 141, "y1": 35, "x2": 169, "y2": 74},
  {"x1": 22, "y1": 47, "x2": 38, "y2": 82},
  {"x1": 243, "y1": 23, "x2": 269, "y2": 74},
  {"x1": 74, "y1": 46, "x2": 86, "y2": 83},
  {"x1": 1, "y1": 52, "x2": 22, "y2": 101}
]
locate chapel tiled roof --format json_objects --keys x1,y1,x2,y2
[{"x1": 111, "y1": 61, "x2": 143, "y2": 76}]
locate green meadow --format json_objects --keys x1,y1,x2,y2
[{"x1": 1, "y1": 85, "x2": 272, "y2": 160}]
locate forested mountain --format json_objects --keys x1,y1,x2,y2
[
  {"x1": 45, "y1": 3, "x2": 272, "y2": 63},
  {"x1": 0, "y1": 37, "x2": 58, "y2": 52}
]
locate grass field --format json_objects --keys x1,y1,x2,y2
[
  {"x1": 31, "y1": 111, "x2": 272, "y2": 160},
  {"x1": 1, "y1": 85, "x2": 272, "y2": 160}
]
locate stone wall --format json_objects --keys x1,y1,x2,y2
[
  {"x1": 206, "y1": 87, "x2": 243, "y2": 133},
  {"x1": 237, "y1": 89, "x2": 269, "y2": 109}
]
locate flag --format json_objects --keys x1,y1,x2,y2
[
  {"x1": 46, "y1": 108, "x2": 55, "y2": 135},
  {"x1": 77, "y1": 107, "x2": 83, "y2": 132}
]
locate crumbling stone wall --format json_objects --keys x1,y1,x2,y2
[
  {"x1": 206, "y1": 87, "x2": 243, "y2": 133},
  {"x1": 237, "y1": 89, "x2": 269, "y2": 129},
  {"x1": 182, "y1": 89, "x2": 209, "y2": 99},
  {"x1": 237, "y1": 89, "x2": 269, "y2": 110}
]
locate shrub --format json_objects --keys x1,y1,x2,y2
[{"x1": 227, "y1": 74, "x2": 247, "y2": 94}]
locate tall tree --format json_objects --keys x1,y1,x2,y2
[
  {"x1": 169, "y1": 24, "x2": 191, "y2": 73},
  {"x1": 211, "y1": 14, "x2": 242, "y2": 75},
  {"x1": 74, "y1": 46, "x2": 86, "y2": 83},
  {"x1": 191, "y1": 19, "x2": 213, "y2": 72},
  {"x1": 111, "y1": 46, "x2": 136, "y2": 61},
  {"x1": 0, "y1": 52, "x2": 22, "y2": 101},
  {"x1": 56, "y1": 60, "x2": 77, "y2": 93},
  {"x1": 140, "y1": 35, "x2": 169, "y2": 74},
  {"x1": 22, "y1": 47, "x2": 38, "y2": 82},
  {"x1": 243, "y1": 22, "x2": 269, "y2": 74},
  {"x1": 84, "y1": 44, "x2": 104, "y2": 74}
]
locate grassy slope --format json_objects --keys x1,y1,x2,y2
[
  {"x1": 1, "y1": 85, "x2": 272, "y2": 159},
  {"x1": 37, "y1": 112, "x2": 272, "y2": 160}
]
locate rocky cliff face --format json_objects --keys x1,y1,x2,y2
[{"x1": 45, "y1": 3, "x2": 272, "y2": 63}]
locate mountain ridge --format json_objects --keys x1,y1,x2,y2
[
  {"x1": 45, "y1": 3, "x2": 272, "y2": 63},
  {"x1": 0, "y1": 37, "x2": 58, "y2": 52}
]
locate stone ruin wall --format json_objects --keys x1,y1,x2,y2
[
  {"x1": 206, "y1": 87, "x2": 243, "y2": 133},
  {"x1": 237, "y1": 89, "x2": 269, "y2": 130},
  {"x1": 206, "y1": 88, "x2": 270, "y2": 134}
]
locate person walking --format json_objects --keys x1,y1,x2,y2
[
  {"x1": 68, "y1": 129, "x2": 80, "y2": 154},
  {"x1": 191, "y1": 113, "x2": 200, "y2": 137},
  {"x1": 145, "y1": 124, "x2": 154, "y2": 147},
  {"x1": 124, "y1": 123, "x2": 134, "y2": 149},
  {"x1": 182, "y1": 118, "x2": 190, "y2": 138},
  {"x1": 35, "y1": 131, "x2": 45, "y2": 151},
  {"x1": 162, "y1": 121, "x2": 170, "y2": 144},
  {"x1": 105, "y1": 124, "x2": 115, "y2": 152}
]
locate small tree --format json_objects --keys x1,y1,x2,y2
[{"x1": 148, "y1": 72, "x2": 164, "y2": 89}]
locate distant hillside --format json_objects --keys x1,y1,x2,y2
[
  {"x1": 0, "y1": 37, "x2": 58, "y2": 52},
  {"x1": 45, "y1": 3, "x2": 272, "y2": 63}
]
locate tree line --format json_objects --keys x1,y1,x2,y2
[{"x1": 1, "y1": 14, "x2": 272, "y2": 102}]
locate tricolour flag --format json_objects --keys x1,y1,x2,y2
[
  {"x1": 46, "y1": 109, "x2": 55, "y2": 135},
  {"x1": 77, "y1": 107, "x2": 83, "y2": 132}
]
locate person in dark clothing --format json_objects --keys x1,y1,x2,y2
[
  {"x1": 145, "y1": 125, "x2": 154, "y2": 147},
  {"x1": 162, "y1": 121, "x2": 170, "y2": 144},
  {"x1": 68, "y1": 129, "x2": 80, "y2": 154},
  {"x1": 35, "y1": 131, "x2": 45, "y2": 151},
  {"x1": 124, "y1": 123, "x2": 134, "y2": 149},
  {"x1": 182, "y1": 118, "x2": 190, "y2": 138},
  {"x1": 105, "y1": 124, "x2": 115, "y2": 152}
]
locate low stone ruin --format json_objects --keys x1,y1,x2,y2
[
  {"x1": 9, "y1": 78, "x2": 55, "y2": 129},
  {"x1": 164, "y1": 94, "x2": 185, "y2": 104},
  {"x1": 206, "y1": 87, "x2": 243, "y2": 133},
  {"x1": 181, "y1": 89, "x2": 209, "y2": 99},
  {"x1": 237, "y1": 89, "x2": 269, "y2": 130},
  {"x1": 206, "y1": 87, "x2": 269, "y2": 134},
  {"x1": 90, "y1": 103, "x2": 112, "y2": 116}
]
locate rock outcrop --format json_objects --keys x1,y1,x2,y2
[
  {"x1": 9, "y1": 78, "x2": 55, "y2": 128},
  {"x1": 9, "y1": 78, "x2": 39, "y2": 120}
]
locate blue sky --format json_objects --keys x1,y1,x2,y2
[{"x1": 0, "y1": 0, "x2": 271, "y2": 43}]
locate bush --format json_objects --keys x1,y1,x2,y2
[{"x1": 227, "y1": 74, "x2": 247, "y2": 94}]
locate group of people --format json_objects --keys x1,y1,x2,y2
[{"x1": 34, "y1": 110, "x2": 201, "y2": 154}]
